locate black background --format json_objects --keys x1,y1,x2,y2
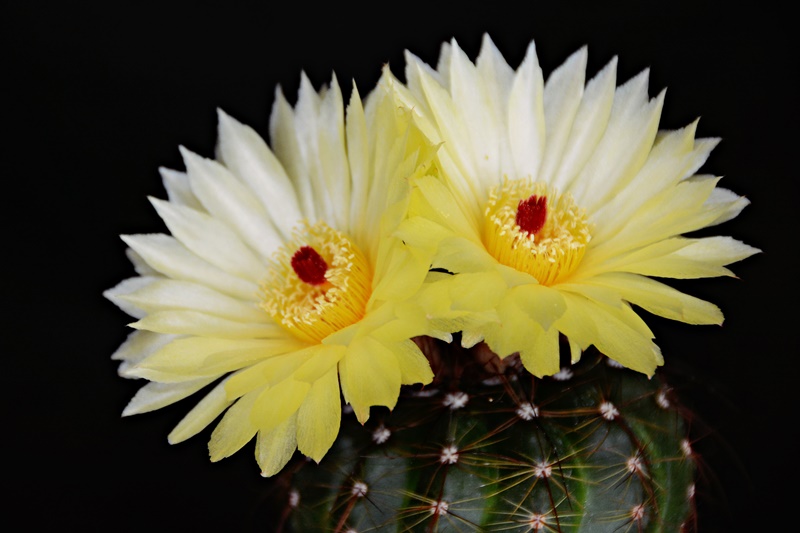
[{"x1": 6, "y1": 2, "x2": 796, "y2": 531}]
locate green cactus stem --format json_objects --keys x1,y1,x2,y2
[{"x1": 269, "y1": 340, "x2": 696, "y2": 532}]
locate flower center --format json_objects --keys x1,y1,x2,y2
[
  {"x1": 483, "y1": 179, "x2": 591, "y2": 286},
  {"x1": 260, "y1": 222, "x2": 371, "y2": 344}
]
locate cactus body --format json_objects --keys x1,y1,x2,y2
[{"x1": 272, "y1": 350, "x2": 695, "y2": 532}]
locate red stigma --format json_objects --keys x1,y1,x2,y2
[
  {"x1": 291, "y1": 246, "x2": 328, "y2": 285},
  {"x1": 516, "y1": 195, "x2": 547, "y2": 235}
]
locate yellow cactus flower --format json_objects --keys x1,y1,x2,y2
[
  {"x1": 389, "y1": 35, "x2": 759, "y2": 377},
  {"x1": 105, "y1": 73, "x2": 437, "y2": 476}
]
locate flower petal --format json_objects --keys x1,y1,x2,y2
[
  {"x1": 339, "y1": 336, "x2": 402, "y2": 424},
  {"x1": 130, "y1": 310, "x2": 281, "y2": 340},
  {"x1": 255, "y1": 413, "x2": 298, "y2": 477},
  {"x1": 121, "y1": 234, "x2": 258, "y2": 301},
  {"x1": 159, "y1": 167, "x2": 203, "y2": 211},
  {"x1": 169, "y1": 378, "x2": 234, "y2": 444},
  {"x1": 128, "y1": 336, "x2": 304, "y2": 381},
  {"x1": 116, "y1": 278, "x2": 265, "y2": 322},
  {"x1": 508, "y1": 40, "x2": 545, "y2": 181},
  {"x1": 123, "y1": 377, "x2": 216, "y2": 416},
  {"x1": 209, "y1": 387, "x2": 262, "y2": 461},
  {"x1": 550, "y1": 56, "x2": 617, "y2": 193},
  {"x1": 296, "y1": 367, "x2": 340, "y2": 462},
  {"x1": 586, "y1": 272, "x2": 724, "y2": 325},
  {"x1": 216, "y1": 109, "x2": 303, "y2": 239},
  {"x1": 250, "y1": 378, "x2": 310, "y2": 432},
  {"x1": 150, "y1": 198, "x2": 268, "y2": 282},
  {"x1": 538, "y1": 47, "x2": 587, "y2": 184},
  {"x1": 180, "y1": 146, "x2": 283, "y2": 261}
]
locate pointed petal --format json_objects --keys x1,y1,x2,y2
[
  {"x1": 255, "y1": 413, "x2": 298, "y2": 477},
  {"x1": 160, "y1": 167, "x2": 203, "y2": 210},
  {"x1": 116, "y1": 278, "x2": 265, "y2": 322},
  {"x1": 169, "y1": 378, "x2": 234, "y2": 444},
  {"x1": 586, "y1": 272, "x2": 724, "y2": 325},
  {"x1": 216, "y1": 109, "x2": 303, "y2": 238},
  {"x1": 296, "y1": 367, "x2": 340, "y2": 462},
  {"x1": 130, "y1": 310, "x2": 281, "y2": 340},
  {"x1": 508, "y1": 40, "x2": 545, "y2": 180},
  {"x1": 150, "y1": 198, "x2": 268, "y2": 282},
  {"x1": 121, "y1": 234, "x2": 258, "y2": 301},
  {"x1": 180, "y1": 146, "x2": 283, "y2": 261},
  {"x1": 539, "y1": 47, "x2": 587, "y2": 184},
  {"x1": 250, "y1": 378, "x2": 310, "y2": 432},
  {"x1": 208, "y1": 389, "x2": 260, "y2": 461},
  {"x1": 129, "y1": 336, "x2": 303, "y2": 381},
  {"x1": 518, "y1": 323, "x2": 561, "y2": 378},
  {"x1": 123, "y1": 377, "x2": 216, "y2": 416},
  {"x1": 550, "y1": 57, "x2": 617, "y2": 193},
  {"x1": 339, "y1": 336, "x2": 401, "y2": 423}
]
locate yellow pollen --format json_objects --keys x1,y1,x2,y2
[
  {"x1": 483, "y1": 179, "x2": 591, "y2": 286},
  {"x1": 260, "y1": 222, "x2": 371, "y2": 344}
]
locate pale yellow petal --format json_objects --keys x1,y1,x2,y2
[
  {"x1": 150, "y1": 197, "x2": 267, "y2": 281},
  {"x1": 250, "y1": 378, "x2": 310, "y2": 432},
  {"x1": 130, "y1": 310, "x2": 281, "y2": 339},
  {"x1": 269, "y1": 86, "x2": 316, "y2": 220},
  {"x1": 508, "y1": 40, "x2": 545, "y2": 181},
  {"x1": 169, "y1": 378, "x2": 234, "y2": 444},
  {"x1": 117, "y1": 278, "x2": 265, "y2": 322},
  {"x1": 584, "y1": 236, "x2": 760, "y2": 280},
  {"x1": 216, "y1": 109, "x2": 303, "y2": 239},
  {"x1": 410, "y1": 174, "x2": 480, "y2": 241},
  {"x1": 509, "y1": 283, "x2": 567, "y2": 331},
  {"x1": 111, "y1": 329, "x2": 177, "y2": 364},
  {"x1": 104, "y1": 276, "x2": 155, "y2": 319},
  {"x1": 128, "y1": 336, "x2": 305, "y2": 381},
  {"x1": 180, "y1": 146, "x2": 283, "y2": 261},
  {"x1": 339, "y1": 336, "x2": 402, "y2": 423},
  {"x1": 482, "y1": 296, "x2": 537, "y2": 359},
  {"x1": 367, "y1": 303, "x2": 428, "y2": 345},
  {"x1": 388, "y1": 338, "x2": 434, "y2": 385},
  {"x1": 585, "y1": 272, "x2": 723, "y2": 325},
  {"x1": 590, "y1": 124, "x2": 718, "y2": 241},
  {"x1": 292, "y1": 344, "x2": 345, "y2": 383},
  {"x1": 556, "y1": 293, "x2": 662, "y2": 376},
  {"x1": 123, "y1": 377, "x2": 216, "y2": 416},
  {"x1": 412, "y1": 61, "x2": 483, "y2": 218},
  {"x1": 550, "y1": 56, "x2": 617, "y2": 193},
  {"x1": 296, "y1": 367, "x2": 341, "y2": 462},
  {"x1": 159, "y1": 167, "x2": 203, "y2": 210},
  {"x1": 518, "y1": 323, "x2": 561, "y2": 378},
  {"x1": 121, "y1": 234, "x2": 258, "y2": 301},
  {"x1": 224, "y1": 349, "x2": 315, "y2": 400},
  {"x1": 208, "y1": 387, "x2": 261, "y2": 461},
  {"x1": 345, "y1": 84, "x2": 370, "y2": 241},
  {"x1": 256, "y1": 413, "x2": 298, "y2": 477},
  {"x1": 369, "y1": 241, "x2": 430, "y2": 304},
  {"x1": 538, "y1": 47, "x2": 587, "y2": 184},
  {"x1": 434, "y1": 236, "x2": 501, "y2": 274},
  {"x1": 573, "y1": 83, "x2": 664, "y2": 212},
  {"x1": 587, "y1": 175, "x2": 729, "y2": 263}
]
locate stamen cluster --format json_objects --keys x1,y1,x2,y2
[
  {"x1": 484, "y1": 179, "x2": 591, "y2": 286},
  {"x1": 261, "y1": 222, "x2": 371, "y2": 343}
]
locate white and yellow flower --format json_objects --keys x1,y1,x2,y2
[
  {"x1": 105, "y1": 73, "x2": 438, "y2": 476},
  {"x1": 390, "y1": 35, "x2": 759, "y2": 377}
]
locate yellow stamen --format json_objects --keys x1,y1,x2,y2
[
  {"x1": 260, "y1": 222, "x2": 371, "y2": 344},
  {"x1": 484, "y1": 179, "x2": 591, "y2": 286}
]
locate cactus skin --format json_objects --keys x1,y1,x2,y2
[{"x1": 270, "y1": 347, "x2": 696, "y2": 532}]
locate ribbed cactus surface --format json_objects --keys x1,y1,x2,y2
[{"x1": 270, "y1": 348, "x2": 696, "y2": 532}]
